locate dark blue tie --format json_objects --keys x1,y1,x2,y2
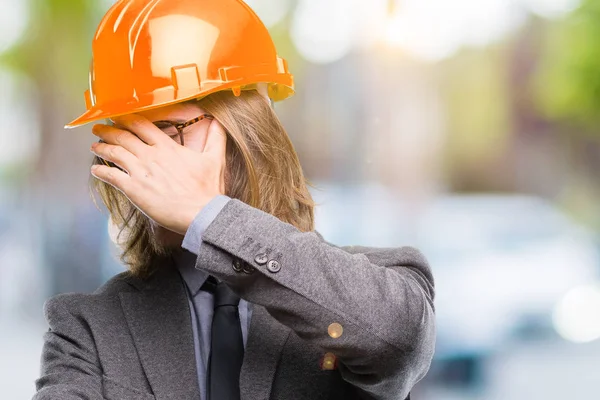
[{"x1": 203, "y1": 276, "x2": 244, "y2": 400}]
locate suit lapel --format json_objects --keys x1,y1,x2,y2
[
  {"x1": 120, "y1": 264, "x2": 201, "y2": 400},
  {"x1": 240, "y1": 305, "x2": 291, "y2": 400},
  {"x1": 119, "y1": 257, "x2": 291, "y2": 400}
]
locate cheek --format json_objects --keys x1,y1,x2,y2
[
  {"x1": 183, "y1": 134, "x2": 208, "y2": 153},
  {"x1": 183, "y1": 125, "x2": 211, "y2": 153}
]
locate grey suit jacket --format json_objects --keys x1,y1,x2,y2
[{"x1": 34, "y1": 199, "x2": 436, "y2": 400}]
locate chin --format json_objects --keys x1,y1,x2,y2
[{"x1": 152, "y1": 224, "x2": 184, "y2": 249}]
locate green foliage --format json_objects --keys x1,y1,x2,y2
[
  {"x1": 438, "y1": 44, "x2": 513, "y2": 163},
  {"x1": 534, "y1": 0, "x2": 600, "y2": 130},
  {"x1": 0, "y1": 0, "x2": 102, "y2": 96}
]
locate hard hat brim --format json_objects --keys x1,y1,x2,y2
[{"x1": 65, "y1": 79, "x2": 294, "y2": 129}]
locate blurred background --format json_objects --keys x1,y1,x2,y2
[{"x1": 1, "y1": 0, "x2": 600, "y2": 398}]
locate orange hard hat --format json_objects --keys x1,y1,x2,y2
[{"x1": 65, "y1": 0, "x2": 294, "y2": 128}]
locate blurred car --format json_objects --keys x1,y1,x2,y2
[{"x1": 310, "y1": 183, "x2": 600, "y2": 384}]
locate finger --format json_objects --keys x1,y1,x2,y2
[
  {"x1": 91, "y1": 142, "x2": 142, "y2": 175},
  {"x1": 111, "y1": 114, "x2": 167, "y2": 147},
  {"x1": 203, "y1": 119, "x2": 227, "y2": 156},
  {"x1": 92, "y1": 124, "x2": 148, "y2": 156},
  {"x1": 90, "y1": 164, "x2": 132, "y2": 194}
]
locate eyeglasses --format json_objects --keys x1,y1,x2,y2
[
  {"x1": 97, "y1": 114, "x2": 214, "y2": 169},
  {"x1": 151, "y1": 113, "x2": 214, "y2": 147}
]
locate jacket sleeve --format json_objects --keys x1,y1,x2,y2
[
  {"x1": 190, "y1": 198, "x2": 436, "y2": 400},
  {"x1": 33, "y1": 295, "x2": 103, "y2": 400}
]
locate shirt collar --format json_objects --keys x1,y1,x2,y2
[{"x1": 173, "y1": 249, "x2": 209, "y2": 297}]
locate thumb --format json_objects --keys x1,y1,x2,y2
[{"x1": 203, "y1": 119, "x2": 227, "y2": 156}]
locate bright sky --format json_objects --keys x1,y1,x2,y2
[
  {"x1": 283, "y1": 0, "x2": 580, "y2": 63},
  {"x1": 0, "y1": 0, "x2": 28, "y2": 54},
  {"x1": 382, "y1": 0, "x2": 580, "y2": 60},
  {"x1": 0, "y1": 0, "x2": 583, "y2": 63}
]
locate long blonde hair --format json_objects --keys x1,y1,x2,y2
[{"x1": 92, "y1": 90, "x2": 316, "y2": 278}]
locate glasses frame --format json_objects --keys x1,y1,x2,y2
[{"x1": 98, "y1": 113, "x2": 214, "y2": 169}]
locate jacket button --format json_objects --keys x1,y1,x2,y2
[
  {"x1": 242, "y1": 262, "x2": 256, "y2": 275},
  {"x1": 232, "y1": 258, "x2": 243, "y2": 273},
  {"x1": 328, "y1": 323, "x2": 343, "y2": 339},
  {"x1": 254, "y1": 253, "x2": 268, "y2": 265},
  {"x1": 267, "y1": 259, "x2": 281, "y2": 273}
]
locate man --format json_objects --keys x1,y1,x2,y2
[{"x1": 34, "y1": 1, "x2": 436, "y2": 399}]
